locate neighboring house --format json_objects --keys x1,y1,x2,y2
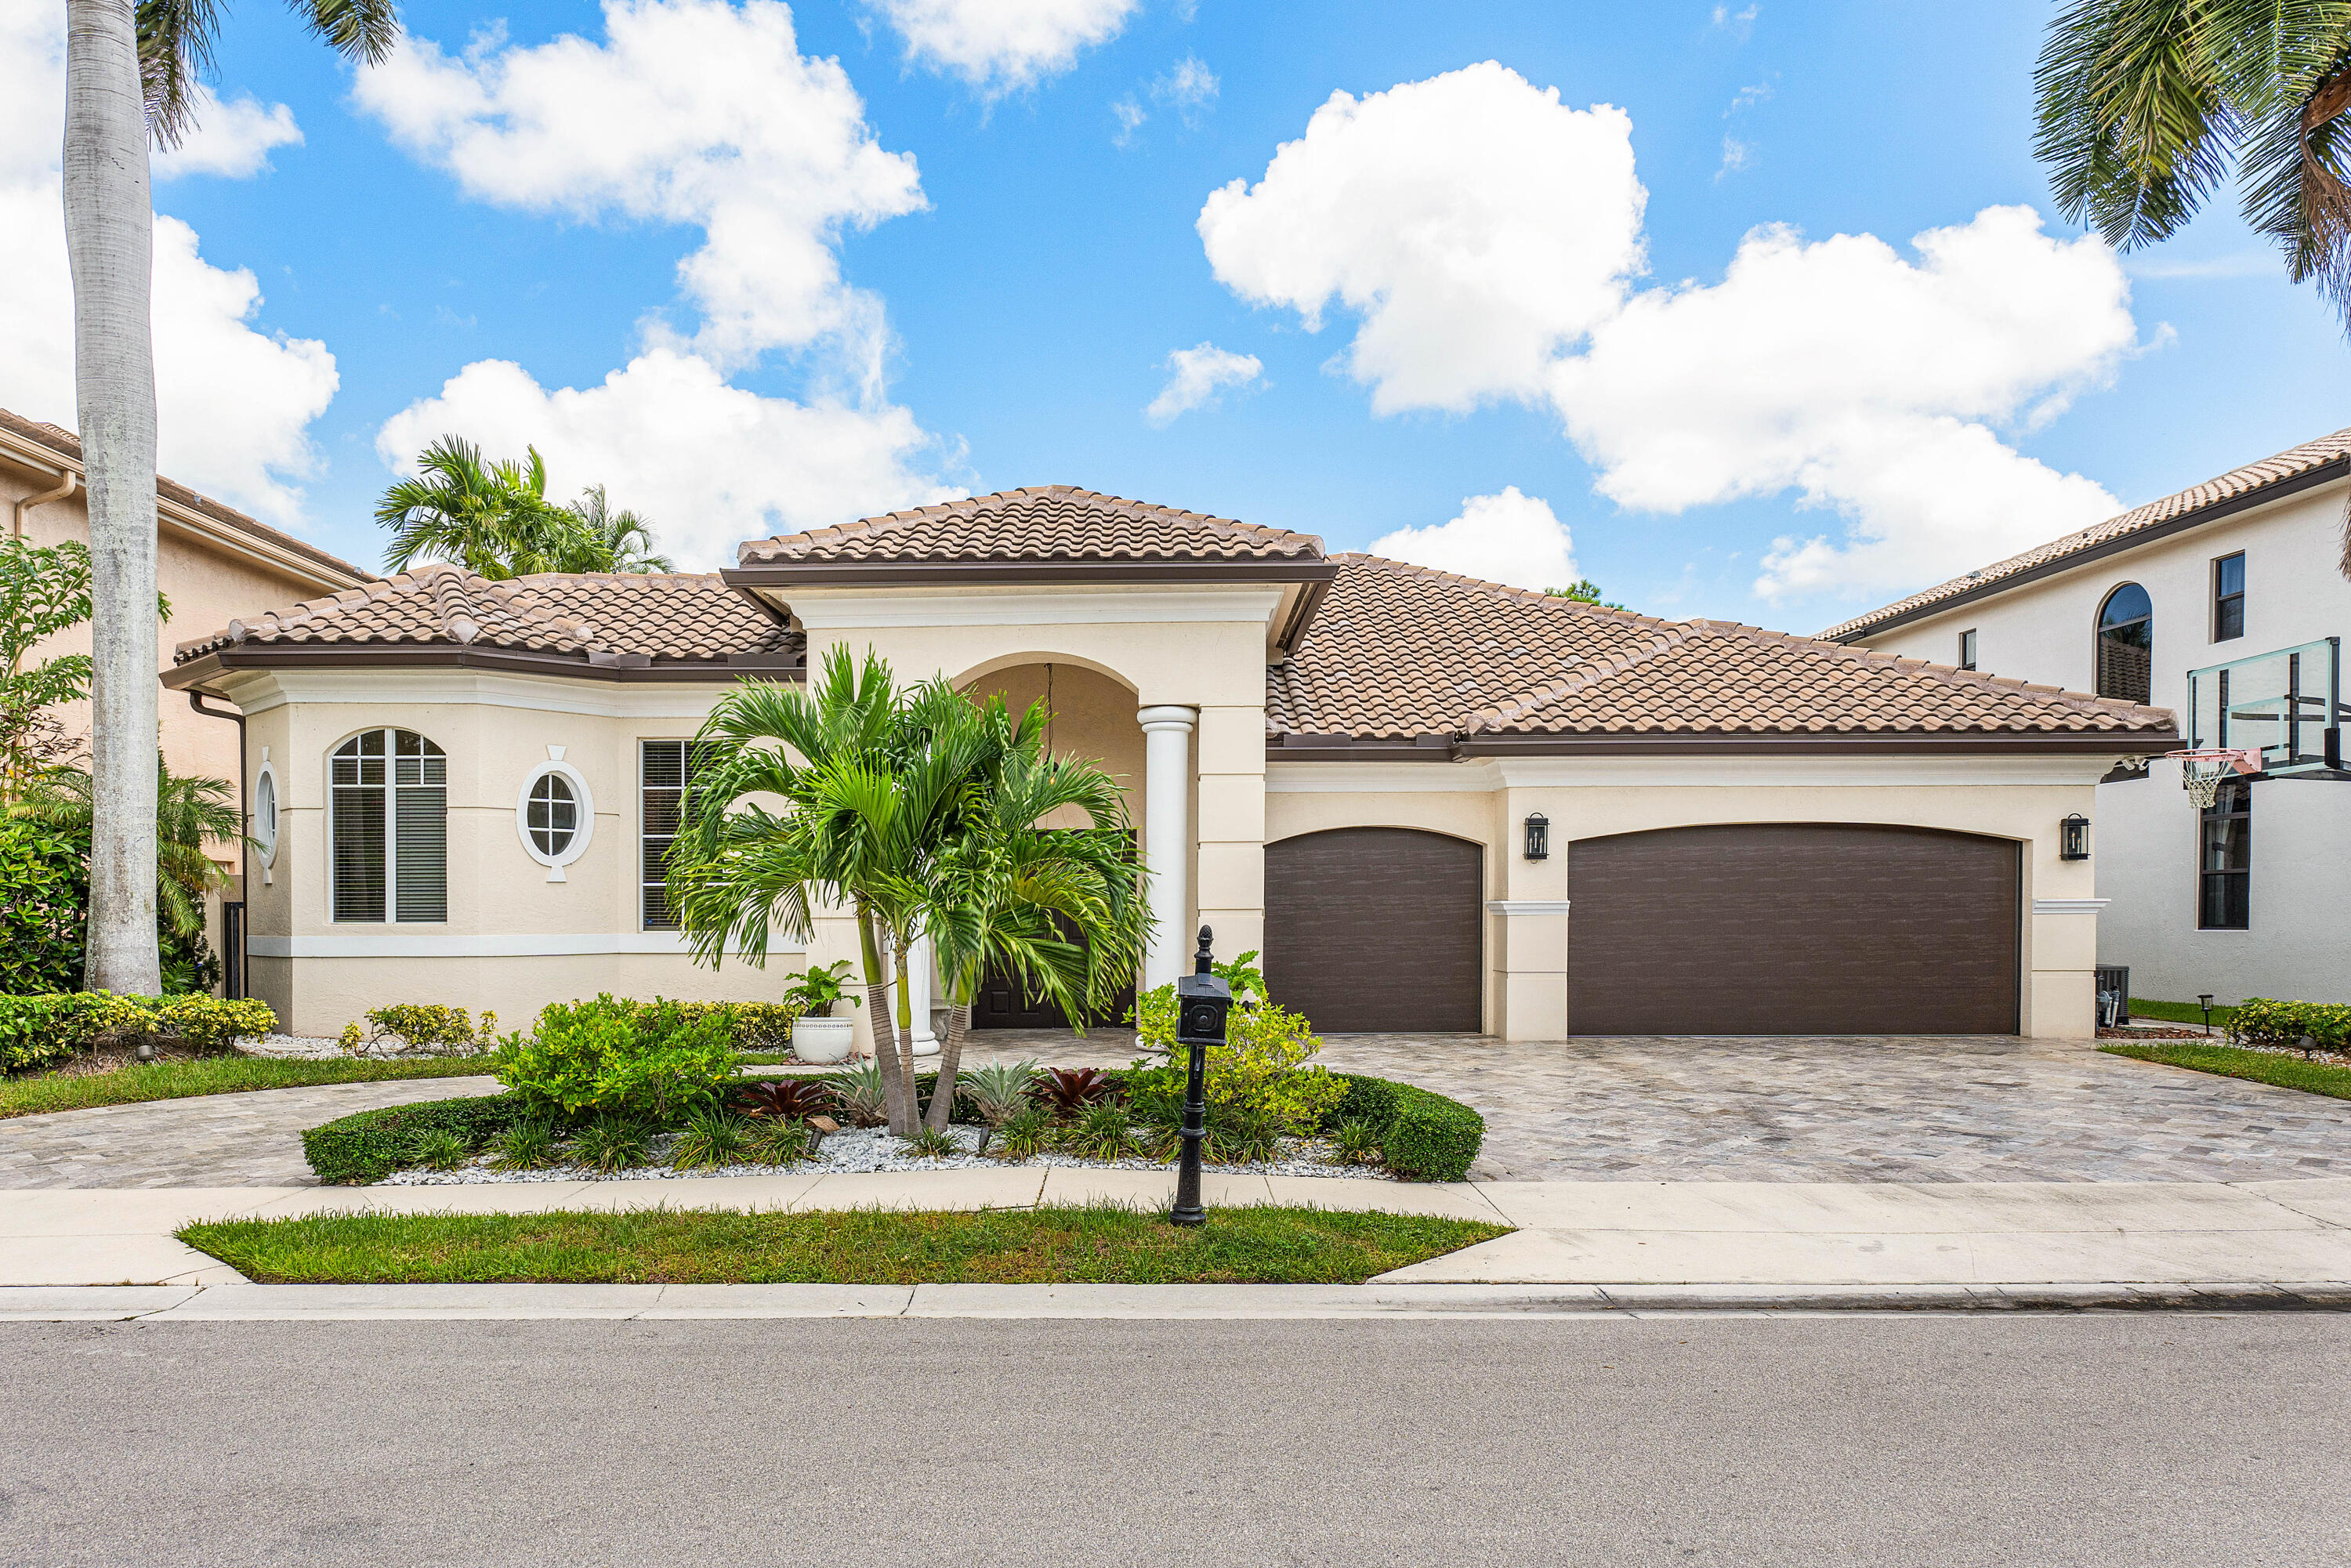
[
  {"x1": 2, "y1": 408, "x2": 373, "y2": 980},
  {"x1": 1827, "y1": 429, "x2": 2351, "y2": 1008},
  {"x1": 164, "y1": 487, "x2": 2177, "y2": 1041}
]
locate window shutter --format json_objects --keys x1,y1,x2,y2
[{"x1": 332, "y1": 783, "x2": 386, "y2": 922}]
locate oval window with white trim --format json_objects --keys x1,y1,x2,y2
[
  {"x1": 252, "y1": 759, "x2": 280, "y2": 866},
  {"x1": 516, "y1": 761, "x2": 594, "y2": 879}
]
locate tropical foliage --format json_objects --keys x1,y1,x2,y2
[
  {"x1": 491, "y1": 994, "x2": 737, "y2": 1122},
  {"x1": 0, "y1": 817, "x2": 88, "y2": 994},
  {"x1": 9, "y1": 754, "x2": 242, "y2": 993},
  {"x1": 376, "y1": 436, "x2": 674, "y2": 578},
  {"x1": 669, "y1": 646, "x2": 1148, "y2": 1136},
  {"x1": 2036, "y1": 2, "x2": 2351, "y2": 327}
]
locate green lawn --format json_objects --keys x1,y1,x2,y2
[
  {"x1": 2128, "y1": 998, "x2": 2239, "y2": 1030},
  {"x1": 0, "y1": 1056, "x2": 494, "y2": 1120},
  {"x1": 2101, "y1": 1041, "x2": 2351, "y2": 1102},
  {"x1": 178, "y1": 1203, "x2": 1509, "y2": 1285}
]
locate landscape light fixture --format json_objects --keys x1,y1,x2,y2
[
  {"x1": 2198, "y1": 994, "x2": 2215, "y2": 1036},
  {"x1": 1168, "y1": 926, "x2": 1232, "y2": 1229},
  {"x1": 2059, "y1": 813, "x2": 2091, "y2": 861},
  {"x1": 1523, "y1": 812, "x2": 1550, "y2": 861}
]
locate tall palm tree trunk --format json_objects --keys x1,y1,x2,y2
[
  {"x1": 923, "y1": 995, "x2": 973, "y2": 1134},
  {"x1": 858, "y1": 907, "x2": 907, "y2": 1132},
  {"x1": 889, "y1": 940, "x2": 919, "y2": 1137},
  {"x1": 64, "y1": 0, "x2": 161, "y2": 996}
]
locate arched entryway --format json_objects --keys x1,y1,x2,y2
[
  {"x1": 957, "y1": 660, "x2": 1143, "y2": 1030},
  {"x1": 1265, "y1": 827, "x2": 1483, "y2": 1034}
]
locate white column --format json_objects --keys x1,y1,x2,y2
[
  {"x1": 1139, "y1": 704, "x2": 1197, "y2": 990},
  {"x1": 909, "y1": 930, "x2": 939, "y2": 1056}
]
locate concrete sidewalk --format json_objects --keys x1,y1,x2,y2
[{"x1": 4, "y1": 1169, "x2": 2350, "y2": 1292}]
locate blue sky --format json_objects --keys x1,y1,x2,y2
[{"x1": 5, "y1": 0, "x2": 2347, "y2": 631}]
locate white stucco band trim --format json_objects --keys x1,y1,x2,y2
[
  {"x1": 248, "y1": 933, "x2": 788, "y2": 958},
  {"x1": 2031, "y1": 898, "x2": 2111, "y2": 915},
  {"x1": 788, "y1": 587, "x2": 1288, "y2": 631},
  {"x1": 1487, "y1": 900, "x2": 1570, "y2": 914}
]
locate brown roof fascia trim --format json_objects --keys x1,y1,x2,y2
[
  {"x1": 1829, "y1": 456, "x2": 2351, "y2": 643},
  {"x1": 1267, "y1": 729, "x2": 2183, "y2": 762},
  {"x1": 1270, "y1": 574, "x2": 1335, "y2": 657},
  {"x1": 163, "y1": 644, "x2": 803, "y2": 690},
  {"x1": 723, "y1": 559, "x2": 1339, "y2": 588}
]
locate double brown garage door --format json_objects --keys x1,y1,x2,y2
[{"x1": 1266, "y1": 822, "x2": 2020, "y2": 1036}]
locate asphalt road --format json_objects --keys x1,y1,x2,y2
[{"x1": 4, "y1": 1314, "x2": 2347, "y2": 1566}]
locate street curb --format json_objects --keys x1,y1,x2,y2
[{"x1": 4, "y1": 1280, "x2": 2349, "y2": 1322}]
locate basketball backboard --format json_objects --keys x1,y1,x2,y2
[{"x1": 2186, "y1": 636, "x2": 2344, "y2": 774}]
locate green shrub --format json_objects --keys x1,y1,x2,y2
[
  {"x1": 1130, "y1": 983, "x2": 1346, "y2": 1136},
  {"x1": 744, "y1": 1117, "x2": 813, "y2": 1165},
  {"x1": 492, "y1": 994, "x2": 735, "y2": 1122},
  {"x1": 1382, "y1": 1085, "x2": 1486, "y2": 1182},
  {"x1": 1316, "y1": 1073, "x2": 1484, "y2": 1183},
  {"x1": 0, "y1": 991, "x2": 273, "y2": 1074},
  {"x1": 670, "y1": 1108, "x2": 751, "y2": 1171},
  {"x1": 347, "y1": 1004, "x2": 491, "y2": 1056},
  {"x1": 2228, "y1": 998, "x2": 2351, "y2": 1054},
  {"x1": 153, "y1": 994, "x2": 276, "y2": 1052},
  {"x1": 567, "y1": 1115, "x2": 650, "y2": 1173},
  {"x1": 491, "y1": 1118, "x2": 560, "y2": 1171},
  {"x1": 0, "y1": 819, "x2": 86, "y2": 994},
  {"x1": 301, "y1": 1094, "x2": 527, "y2": 1184}
]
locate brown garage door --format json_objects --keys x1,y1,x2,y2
[
  {"x1": 1567, "y1": 824, "x2": 2020, "y2": 1035},
  {"x1": 1265, "y1": 827, "x2": 1483, "y2": 1033}
]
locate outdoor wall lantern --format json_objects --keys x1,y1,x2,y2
[
  {"x1": 1523, "y1": 812, "x2": 1550, "y2": 861},
  {"x1": 2059, "y1": 813, "x2": 2092, "y2": 861},
  {"x1": 1168, "y1": 926, "x2": 1232, "y2": 1229}
]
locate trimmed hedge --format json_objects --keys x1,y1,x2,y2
[
  {"x1": 0, "y1": 991, "x2": 276, "y2": 1075},
  {"x1": 1322, "y1": 1072, "x2": 1485, "y2": 1182},
  {"x1": 302, "y1": 1093, "x2": 529, "y2": 1185},
  {"x1": 2227, "y1": 997, "x2": 2351, "y2": 1052}
]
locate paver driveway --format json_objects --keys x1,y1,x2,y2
[
  {"x1": 1310, "y1": 1034, "x2": 2351, "y2": 1183},
  {"x1": 3, "y1": 1034, "x2": 2347, "y2": 1187}
]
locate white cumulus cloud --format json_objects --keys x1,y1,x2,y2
[
  {"x1": 868, "y1": 0, "x2": 1139, "y2": 95},
  {"x1": 1144, "y1": 342, "x2": 1262, "y2": 425},
  {"x1": 1202, "y1": 64, "x2": 2143, "y2": 605},
  {"x1": 153, "y1": 88, "x2": 302, "y2": 180},
  {"x1": 1549, "y1": 207, "x2": 2135, "y2": 599},
  {"x1": 1369, "y1": 487, "x2": 1577, "y2": 593},
  {"x1": 356, "y1": 0, "x2": 925, "y2": 372},
  {"x1": 376, "y1": 350, "x2": 962, "y2": 572},
  {"x1": 1198, "y1": 62, "x2": 1646, "y2": 416},
  {"x1": 0, "y1": 8, "x2": 335, "y2": 526}
]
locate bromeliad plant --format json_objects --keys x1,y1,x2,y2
[
  {"x1": 730, "y1": 1078, "x2": 835, "y2": 1121},
  {"x1": 1029, "y1": 1066, "x2": 1118, "y2": 1121}
]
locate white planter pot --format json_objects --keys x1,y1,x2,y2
[{"x1": 792, "y1": 1016, "x2": 856, "y2": 1065}]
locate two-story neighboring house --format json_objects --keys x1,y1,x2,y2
[{"x1": 1827, "y1": 429, "x2": 2351, "y2": 1009}]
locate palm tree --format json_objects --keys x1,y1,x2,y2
[
  {"x1": 563, "y1": 486, "x2": 674, "y2": 574},
  {"x1": 375, "y1": 436, "x2": 576, "y2": 578},
  {"x1": 2036, "y1": 3, "x2": 2351, "y2": 327},
  {"x1": 10, "y1": 753, "x2": 245, "y2": 978},
  {"x1": 66, "y1": 0, "x2": 398, "y2": 995},
  {"x1": 918, "y1": 740, "x2": 1148, "y2": 1132}
]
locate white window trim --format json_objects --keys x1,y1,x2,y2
[
  {"x1": 326, "y1": 726, "x2": 447, "y2": 925},
  {"x1": 252, "y1": 752, "x2": 281, "y2": 870},
  {"x1": 516, "y1": 759, "x2": 595, "y2": 882}
]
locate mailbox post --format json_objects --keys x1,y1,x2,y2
[{"x1": 1169, "y1": 925, "x2": 1232, "y2": 1227}]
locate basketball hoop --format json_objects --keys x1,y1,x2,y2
[{"x1": 2166, "y1": 748, "x2": 2262, "y2": 808}]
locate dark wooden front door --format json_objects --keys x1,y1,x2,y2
[
  {"x1": 1566, "y1": 823, "x2": 2020, "y2": 1035},
  {"x1": 1265, "y1": 827, "x2": 1483, "y2": 1034},
  {"x1": 972, "y1": 915, "x2": 1136, "y2": 1030}
]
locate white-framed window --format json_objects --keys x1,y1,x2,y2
[
  {"x1": 330, "y1": 729, "x2": 447, "y2": 923},
  {"x1": 640, "y1": 739, "x2": 708, "y2": 929},
  {"x1": 252, "y1": 754, "x2": 281, "y2": 867},
  {"x1": 1958, "y1": 628, "x2": 1978, "y2": 671},
  {"x1": 516, "y1": 758, "x2": 595, "y2": 881}
]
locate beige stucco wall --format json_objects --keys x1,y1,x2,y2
[
  {"x1": 1268, "y1": 757, "x2": 2107, "y2": 1042},
  {"x1": 1851, "y1": 480, "x2": 2346, "y2": 1005},
  {"x1": 222, "y1": 668, "x2": 804, "y2": 1036}
]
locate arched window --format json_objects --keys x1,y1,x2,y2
[
  {"x1": 331, "y1": 729, "x2": 447, "y2": 922},
  {"x1": 2096, "y1": 583, "x2": 2154, "y2": 704},
  {"x1": 516, "y1": 760, "x2": 594, "y2": 880},
  {"x1": 252, "y1": 758, "x2": 280, "y2": 867}
]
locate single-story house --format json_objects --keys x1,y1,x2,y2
[{"x1": 163, "y1": 487, "x2": 2180, "y2": 1043}]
